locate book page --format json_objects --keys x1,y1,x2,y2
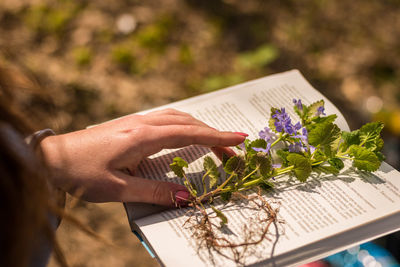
[
  {"x1": 125, "y1": 70, "x2": 400, "y2": 266},
  {"x1": 136, "y1": 165, "x2": 400, "y2": 267}
]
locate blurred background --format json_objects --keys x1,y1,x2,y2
[{"x1": 0, "y1": 0, "x2": 399, "y2": 266}]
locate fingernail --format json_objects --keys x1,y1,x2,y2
[
  {"x1": 234, "y1": 132, "x2": 249, "y2": 137},
  {"x1": 175, "y1": 190, "x2": 190, "y2": 206}
]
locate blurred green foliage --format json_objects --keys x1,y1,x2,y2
[
  {"x1": 24, "y1": 2, "x2": 81, "y2": 38},
  {"x1": 196, "y1": 44, "x2": 278, "y2": 92},
  {"x1": 72, "y1": 47, "x2": 93, "y2": 67},
  {"x1": 179, "y1": 44, "x2": 193, "y2": 65},
  {"x1": 236, "y1": 45, "x2": 279, "y2": 70},
  {"x1": 111, "y1": 46, "x2": 137, "y2": 74},
  {"x1": 2, "y1": 0, "x2": 399, "y2": 138},
  {"x1": 135, "y1": 15, "x2": 177, "y2": 53},
  {"x1": 201, "y1": 74, "x2": 245, "y2": 92}
]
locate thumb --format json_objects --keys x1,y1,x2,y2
[{"x1": 120, "y1": 174, "x2": 191, "y2": 207}]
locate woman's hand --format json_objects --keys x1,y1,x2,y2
[{"x1": 40, "y1": 109, "x2": 247, "y2": 206}]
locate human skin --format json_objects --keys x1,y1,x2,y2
[{"x1": 40, "y1": 108, "x2": 247, "y2": 206}]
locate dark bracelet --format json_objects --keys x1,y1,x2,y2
[{"x1": 25, "y1": 128, "x2": 56, "y2": 150}]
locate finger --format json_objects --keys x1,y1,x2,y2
[
  {"x1": 141, "y1": 114, "x2": 206, "y2": 127},
  {"x1": 211, "y1": 146, "x2": 237, "y2": 160},
  {"x1": 143, "y1": 109, "x2": 213, "y2": 128},
  {"x1": 140, "y1": 125, "x2": 246, "y2": 156},
  {"x1": 118, "y1": 173, "x2": 191, "y2": 207},
  {"x1": 145, "y1": 108, "x2": 190, "y2": 117},
  {"x1": 157, "y1": 125, "x2": 246, "y2": 147}
]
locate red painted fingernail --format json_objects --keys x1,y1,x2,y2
[
  {"x1": 175, "y1": 190, "x2": 190, "y2": 206},
  {"x1": 234, "y1": 132, "x2": 249, "y2": 137}
]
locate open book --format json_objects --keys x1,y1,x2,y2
[{"x1": 123, "y1": 70, "x2": 400, "y2": 266}]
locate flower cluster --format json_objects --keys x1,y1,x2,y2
[
  {"x1": 272, "y1": 108, "x2": 302, "y2": 134},
  {"x1": 293, "y1": 99, "x2": 303, "y2": 111},
  {"x1": 246, "y1": 99, "x2": 321, "y2": 156}
]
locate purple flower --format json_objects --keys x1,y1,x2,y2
[
  {"x1": 294, "y1": 127, "x2": 308, "y2": 140},
  {"x1": 238, "y1": 142, "x2": 246, "y2": 151},
  {"x1": 288, "y1": 142, "x2": 302, "y2": 153},
  {"x1": 285, "y1": 121, "x2": 302, "y2": 135},
  {"x1": 309, "y1": 145, "x2": 316, "y2": 154},
  {"x1": 252, "y1": 143, "x2": 271, "y2": 154},
  {"x1": 302, "y1": 127, "x2": 308, "y2": 136},
  {"x1": 272, "y1": 163, "x2": 282, "y2": 169},
  {"x1": 259, "y1": 127, "x2": 276, "y2": 142},
  {"x1": 294, "y1": 121, "x2": 302, "y2": 132},
  {"x1": 272, "y1": 108, "x2": 304, "y2": 135},
  {"x1": 293, "y1": 99, "x2": 303, "y2": 111},
  {"x1": 316, "y1": 106, "x2": 326, "y2": 116},
  {"x1": 272, "y1": 108, "x2": 293, "y2": 134},
  {"x1": 284, "y1": 124, "x2": 294, "y2": 135}
]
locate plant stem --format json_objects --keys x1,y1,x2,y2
[
  {"x1": 202, "y1": 170, "x2": 210, "y2": 194},
  {"x1": 337, "y1": 148, "x2": 350, "y2": 157},
  {"x1": 270, "y1": 134, "x2": 283, "y2": 148},
  {"x1": 219, "y1": 172, "x2": 236, "y2": 189},
  {"x1": 183, "y1": 173, "x2": 197, "y2": 197},
  {"x1": 198, "y1": 172, "x2": 236, "y2": 202},
  {"x1": 312, "y1": 160, "x2": 325, "y2": 166},
  {"x1": 241, "y1": 167, "x2": 259, "y2": 183},
  {"x1": 222, "y1": 165, "x2": 295, "y2": 191},
  {"x1": 276, "y1": 165, "x2": 295, "y2": 175},
  {"x1": 337, "y1": 155, "x2": 353, "y2": 160},
  {"x1": 220, "y1": 159, "x2": 327, "y2": 194},
  {"x1": 198, "y1": 156, "x2": 333, "y2": 200}
]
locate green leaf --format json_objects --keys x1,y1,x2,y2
[
  {"x1": 308, "y1": 122, "x2": 341, "y2": 156},
  {"x1": 222, "y1": 153, "x2": 230, "y2": 166},
  {"x1": 211, "y1": 205, "x2": 228, "y2": 226},
  {"x1": 249, "y1": 139, "x2": 267, "y2": 151},
  {"x1": 259, "y1": 179, "x2": 275, "y2": 191},
  {"x1": 307, "y1": 100, "x2": 325, "y2": 118},
  {"x1": 276, "y1": 149, "x2": 290, "y2": 166},
  {"x1": 224, "y1": 155, "x2": 245, "y2": 175},
  {"x1": 308, "y1": 114, "x2": 338, "y2": 131},
  {"x1": 349, "y1": 145, "x2": 381, "y2": 172},
  {"x1": 328, "y1": 157, "x2": 345, "y2": 171},
  {"x1": 203, "y1": 156, "x2": 220, "y2": 189},
  {"x1": 170, "y1": 157, "x2": 188, "y2": 178},
  {"x1": 359, "y1": 122, "x2": 384, "y2": 154},
  {"x1": 314, "y1": 165, "x2": 339, "y2": 175},
  {"x1": 220, "y1": 191, "x2": 232, "y2": 202},
  {"x1": 312, "y1": 114, "x2": 338, "y2": 125},
  {"x1": 374, "y1": 137, "x2": 384, "y2": 152},
  {"x1": 359, "y1": 122, "x2": 384, "y2": 148},
  {"x1": 294, "y1": 105, "x2": 303, "y2": 118},
  {"x1": 287, "y1": 153, "x2": 312, "y2": 182},
  {"x1": 249, "y1": 153, "x2": 272, "y2": 177},
  {"x1": 313, "y1": 149, "x2": 326, "y2": 162},
  {"x1": 375, "y1": 151, "x2": 386, "y2": 162},
  {"x1": 341, "y1": 130, "x2": 361, "y2": 151},
  {"x1": 269, "y1": 107, "x2": 278, "y2": 132},
  {"x1": 243, "y1": 139, "x2": 252, "y2": 152},
  {"x1": 308, "y1": 122, "x2": 341, "y2": 146}
]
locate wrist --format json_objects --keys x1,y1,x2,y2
[
  {"x1": 40, "y1": 134, "x2": 64, "y2": 187},
  {"x1": 39, "y1": 134, "x2": 67, "y2": 221}
]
